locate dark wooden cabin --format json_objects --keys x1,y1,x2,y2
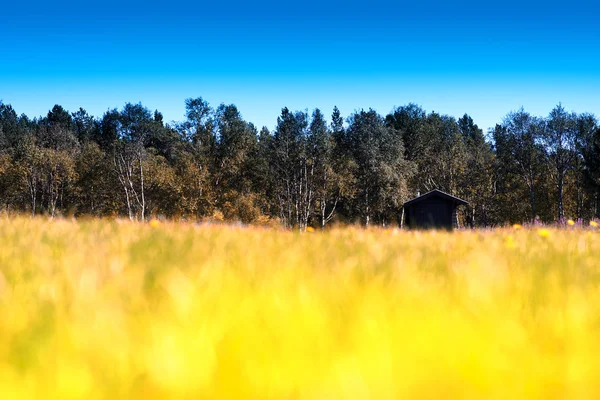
[{"x1": 402, "y1": 189, "x2": 468, "y2": 229}]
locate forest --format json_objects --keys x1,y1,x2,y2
[{"x1": 0, "y1": 98, "x2": 599, "y2": 228}]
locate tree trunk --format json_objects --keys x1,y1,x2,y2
[
  {"x1": 30, "y1": 184, "x2": 36, "y2": 217},
  {"x1": 529, "y1": 187, "x2": 536, "y2": 222},
  {"x1": 557, "y1": 171, "x2": 564, "y2": 221},
  {"x1": 400, "y1": 207, "x2": 404, "y2": 229},
  {"x1": 528, "y1": 166, "x2": 536, "y2": 222},
  {"x1": 365, "y1": 189, "x2": 370, "y2": 227},
  {"x1": 139, "y1": 154, "x2": 145, "y2": 222}
]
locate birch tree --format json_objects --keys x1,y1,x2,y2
[{"x1": 543, "y1": 104, "x2": 578, "y2": 220}]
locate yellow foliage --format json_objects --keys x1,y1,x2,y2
[
  {"x1": 537, "y1": 228, "x2": 551, "y2": 238},
  {"x1": 149, "y1": 219, "x2": 160, "y2": 228},
  {"x1": 210, "y1": 210, "x2": 225, "y2": 222},
  {"x1": 505, "y1": 235, "x2": 516, "y2": 248},
  {"x1": 1, "y1": 218, "x2": 600, "y2": 398}
]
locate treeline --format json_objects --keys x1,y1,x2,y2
[{"x1": 0, "y1": 98, "x2": 599, "y2": 228}]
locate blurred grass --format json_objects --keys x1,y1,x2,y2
[{"x1": 0, "y1": 217, "x2": 600, "y2": 398}]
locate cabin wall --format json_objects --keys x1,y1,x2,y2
[{"x1": 405, "y1": 197, "x2": 454, "y2": 229}]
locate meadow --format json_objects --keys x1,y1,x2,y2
[{"x1": 0, "y1": 217, "x2": 599, "y2": 399}]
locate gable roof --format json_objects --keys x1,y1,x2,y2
[{"x1": 403, "y1": 189, "x2": 469, "y2": 207}]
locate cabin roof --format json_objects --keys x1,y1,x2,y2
[{"x1": 403, "y1": 189, "x2": 469, "y2": 207}]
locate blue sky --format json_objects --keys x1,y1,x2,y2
[{"x1": 1, "y1": 0, "x2": 599, "y2": 132}]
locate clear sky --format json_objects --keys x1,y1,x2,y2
[{"x1": 1, "y1": 0, "x2": 599, "y2": 132}]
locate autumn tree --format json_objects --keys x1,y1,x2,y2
[
  {"x1": 213, "y1": 104, "x2": 261, "y2": 222},
  {"x1": 543, "y1": 104, "x2": 579, "y2": 220},
  {"x1": 113, "y1": 103, "x2": 154, "y2": 221},
  {"x1": 270, "y1": 107, "x2": 312, "y2": 229},
  {"x1": 457, "y1": 114, "x2": 494, "y2": 226},
  {"x1": 346, "y1": 109, "x2": 410, "y2": 226},
  {"x1": 495, "y1": 109, "x2": 546, "y2": 221}
]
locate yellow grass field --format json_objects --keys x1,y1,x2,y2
[{"x1": 1, "y1": 217, "x2": 599, "y2": 399}]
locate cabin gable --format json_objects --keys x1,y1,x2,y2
[{"x1": 403, "y1": 190, "x2": 468, "y2": 230}]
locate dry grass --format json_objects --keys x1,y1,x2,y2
[{"x1": 1, "y1": 217, "x2": 600, "y2": 398}]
